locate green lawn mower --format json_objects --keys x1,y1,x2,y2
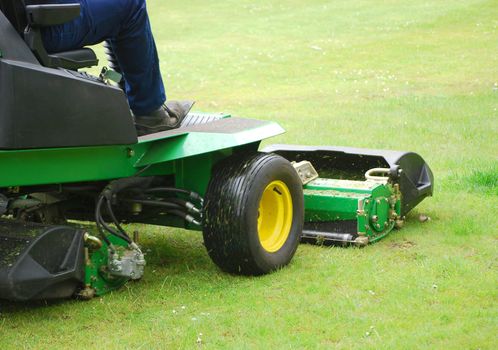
[{"x1": 0, "y1": 3, "x2": 433, "y2": 301}]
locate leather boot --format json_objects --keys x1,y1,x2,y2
[{"x1": 134, "y1": 100, "x2": 194, "y2": 136}]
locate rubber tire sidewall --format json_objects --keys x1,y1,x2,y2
[
  {"x1": 243, "y1": 157, "x2": 303, "y2": 273},
  {"x1": 203, "y1": 152, "x2": 304, "y2": 275}
]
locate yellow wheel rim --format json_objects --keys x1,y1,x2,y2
[{"x1": 257, "y1": 180, "x2": 293, "y2": 253}]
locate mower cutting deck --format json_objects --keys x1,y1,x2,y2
[
  {"x1": 263, "y1": 145, "x2": 434, "y2": 245},
  {"x1": 0, "y1": 3, "x2": 433, "y2": 301}
]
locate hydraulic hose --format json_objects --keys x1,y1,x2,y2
[
  {"x1": 95, "y1": 179, "x2": 204, "y2": 245},
  {"x1": 94, "y1": 196, "x2": 113, "y2": 249},
  {"x1": 95, "y1": 195, "x2": 131, "y2": 246},
  {"x1": 121, "y1": 198, "x2": 185, "y2": 211},
  {"x1": 121, "y1": 198, "x2": 202, "y2": 226},
  {"x1": 144, "y1": 187, "x2": 204, "y2": 205}
]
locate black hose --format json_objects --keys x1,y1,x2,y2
[
  {"x1": 144, "y1": 187, "x2": 191, "y2": 196},
  {"x1": 95, "y1": 195, "x2": 132, "y2": 245},
  {"x1": 161, "y1": 209, "x2": 188, "y2": 220},
  {"x1": 158, "y1": 197, "x2": 188, "y2": 207},
  {"x1": 94, "y1": 196, "x2": 112, "y2": 248},
  {"x1": 98, "y1": 216, "x2": 123, "y2": 241},
  {"x1": 105, "y1": 199, "x2": 131, "y2": 242},
  {"x1": 153, "y1": 197, "x2": 202, "y2": 215},
  {"x1": 95, "y1": 180, "x2": 204, "y2": 243},
  {"x1": 121, "y1": 198, "x2": 185, "y2": 211},
  {"x1": 145, "y1": 187, "x2": 204, "y2": 204}
]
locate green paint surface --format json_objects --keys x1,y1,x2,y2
[
  {"x1": 0, "y1": 117, "x2": 283, "y2": 188},
  {"x1": 304, "y1": 178, "x2": 401, "y2": 240}
]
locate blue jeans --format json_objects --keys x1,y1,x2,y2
[{"x1": 41, "y1": 0, "x2": 166, "y2": 115}]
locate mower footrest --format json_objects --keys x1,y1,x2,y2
[{"x1": 180, "y1": 112, "x2": 230, "y2": 128}]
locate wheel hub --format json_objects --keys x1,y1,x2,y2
[{"x1": 257, "y1": 180, "x2": 293, "y2": 252}]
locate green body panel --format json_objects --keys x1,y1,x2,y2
[
  {"x1": 135, "y1": 118, "x2": 284, "y2": 167},
  {"x1": 303, "y1": 178, "x2": 401, "y2": 242},
  {"x1": 304, "y1": 188, "x2": 367, "y2": 221},
  {"x1": 0, "y1": 116, "x2": 284, "y2": 194}
]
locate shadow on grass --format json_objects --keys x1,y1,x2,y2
[
  {"x1": 0, "y1": 227, "x2": 225, "y2": 313},
  {"x1": 0, "y1": 214, "x2": 436, "y2": 313}
]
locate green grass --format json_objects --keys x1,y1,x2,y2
[{"x1": 1, "y1": 0, "x2": 497, "y2": 348}]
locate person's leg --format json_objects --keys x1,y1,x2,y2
[{"x1": 41, "y1": 0, "x2": 166, "y2": 115}]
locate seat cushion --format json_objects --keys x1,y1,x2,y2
[{"x1": 48, "y1": 47, "x2": 98, "y2": 69}]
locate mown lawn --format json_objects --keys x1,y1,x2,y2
[{"x1": 1, "y1": 0, "x2": 496, "y2": 348}]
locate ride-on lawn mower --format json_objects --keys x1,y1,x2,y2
[{"x1": 0, "y1": 3, "x2": 433, "y2": 301}]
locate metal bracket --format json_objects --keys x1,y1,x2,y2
[
  {"x1": 108, "y1": 244, "x2": 145, "y2": 280},
  {"x1": 292, "y1": 161, "x2": 319, "y2": 185},
  {"x1": 100, "y1": 66, "x2": 123, "y2": 85}
]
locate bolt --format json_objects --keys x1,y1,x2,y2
[
  {"x1": 395, "y1": 219, "x2": 404, "y2": 229},
  {"x1": 354, "y1": 236, "x2": 369, "y2": 246}
]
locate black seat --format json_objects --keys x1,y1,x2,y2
[
  {"x1": 0, "y1": 1, "x2": 98, "y2": 70},
  {"x1": 24, "y1": 4, "x2": 98, "y2": 70}
]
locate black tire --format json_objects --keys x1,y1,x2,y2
[{"x1": 203, "y1": 152, "x2": 304, "y2": 275}]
